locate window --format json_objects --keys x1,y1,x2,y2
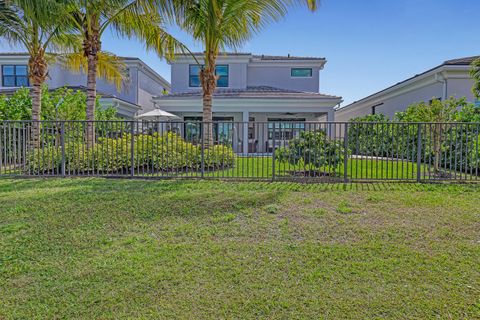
[
  {"x1": 2, "y1": 65, "x2": 29, "y2": 87},
  {"x1": 184, "y1": 116, "x2": 234, "y2": 144},
  {"x1": 291, "y1": 68, "x2": 312, "y2": 78},
  {"x1": 215, "y1": 65, "x2": 229, "y2": 87},
  {"x1": 189, "y1": 64, "x2": 229, "y2": 87},
  {"x1": 475, "y1": 99, "x2": 480, "y2": 107},
  {"x1": 267, "y1": 119, "x2": 306, "y2": 140}
]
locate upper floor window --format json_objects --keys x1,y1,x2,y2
[
  {"x1": 189, "y1": 64, "x2": 229, "y2": 87},
  {"x1": 291, "y1": 68, "x2": 312, "y2": 78},
  {"x1": 2, "y1": 65, "x2": 29, "y2": 87}
]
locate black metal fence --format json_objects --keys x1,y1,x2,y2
[{"x1": 1, "y1": 120, "x2": 479, "y2": 182}]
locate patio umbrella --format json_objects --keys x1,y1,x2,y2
[{"x1": 135, "y1": 109, "x2": 180, "y2": 121}]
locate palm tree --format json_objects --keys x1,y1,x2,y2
[
  {"x1": 0, "y1": 0, "x2": 126, "y2": 147},
  {"x1": 63, "y1": 0, "x2": 183, "y2": 147},
  {"x1": 177, "y1": 0, "x2": 318, "y2": 146},
  {"x1": 0, "y1": 0, "x2": 75, "y2": 145}
]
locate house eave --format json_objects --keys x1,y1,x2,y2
[{"x1": 153, "y1": 97, "x2": 342, "y2": 111}]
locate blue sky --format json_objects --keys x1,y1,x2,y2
[{"x1": 1, "y1": 0, "x2": 479, "y2": 105}]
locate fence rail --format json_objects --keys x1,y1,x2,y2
[{"x1": 1, "y1": 120, "x2": 479, "y2": 183}]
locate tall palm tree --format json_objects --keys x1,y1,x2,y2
[
  {"x1": 177, "y1": 0, "x2": 318, "y2": 146},
  {"x1": 0, "y1": 0, "x2": 75, "y2": 145},
  {"x1": 0, "y1": 0, "x2": 126, "y2": 146},
  {"x1": 63, "y1": 0, "x2": 183, "y2": 147}
]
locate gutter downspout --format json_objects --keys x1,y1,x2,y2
[{"x1": 435, "y1": 71, "x2": 447, "y2": 101}]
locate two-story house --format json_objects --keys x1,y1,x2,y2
[
  {"x1": 153, "y1": 53, "x2": 342, "y2": 154},
  {"x1": 0, "y1": 53, "x2": 170, "y2": 118}
]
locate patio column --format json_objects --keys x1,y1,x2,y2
[{"x1": 242, "y1": 111, "x2": 249, "y2": 155}]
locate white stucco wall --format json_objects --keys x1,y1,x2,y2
[
  {"x1": 447, "y1": 78, "x2": 475, "y2": 101},
  {"x1": 170, "y1": 56, "x2": 323, "y2": 94}
]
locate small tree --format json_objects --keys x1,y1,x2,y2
[
  {"x1": 395, "y1": 97, "x2": 459, "y2": 174},
  {"x1": 470, "y1": 57, "x2": 480, "y2": 100}
]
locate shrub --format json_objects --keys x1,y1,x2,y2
[
  {"x1": 27, "y1": 132, "x2": 236, "y2": 174},
  {"x1": 204, "y1": 145, "x2": 236, "y2": 169},
  {"x1": 347, "y1": 114, "x2": 393, "y2": 157},
  {"x1": 275, "y1": 130, "x2": 344, "y2": 171}
]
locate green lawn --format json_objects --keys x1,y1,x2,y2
[
  {"x1": 173, "y1": 157, "x2": 420, "y2": 180},
  {"x1": 203, "y1": 156, "x2": 476, "y2": 181},
  {"x1": 0, "y1": 178, "x2": 479, "y2": 319},
  {"x1": 200, "y1": 157, "x2": 428, "y2": 181}
]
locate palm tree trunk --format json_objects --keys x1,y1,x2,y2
[
  {"x1": 30, "y1": 81, "x2": 42, "y2": 148},
  {"x1": 200, "y1": 54, "x2": 217, "y2": 147},
  {"x1": 202, "y1": 88, "x2": 214, "y2": 146},
  {"x1": 28, "y1": 50, "x2": 47, "y2": 148},
  {"x1": 86, "y1": 52, "x2": 98, "y2": 148},
  {"x1": 84, "y1": 24, "x2": 101, "y2": 148}
]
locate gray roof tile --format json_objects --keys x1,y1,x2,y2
[
  {"x1": 444, "y1": 56, "x2": 480, "y2": 65},
  {"x1": 158, "y1": 86, "x2": 340, "y2": 99}
]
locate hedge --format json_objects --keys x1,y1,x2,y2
[{"x1": 27, "y1": 132, "x2": 236, "y2": 174}]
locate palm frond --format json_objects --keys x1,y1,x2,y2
[
  {"x1": 48, "y1": 32, "x2": 83, "y2": 53},
  {"x1": 179, "y1": 0, "x2": 291, "y2": 53},
  {"x1": 59, "y1": 51, "x2": 128, "y2": 90},
  {"x1": 0, "y1": 0, "x2": 29, "y2": 47},
  {"x1": 107, "y1": 1, "x2": 187, "y2": 61}
]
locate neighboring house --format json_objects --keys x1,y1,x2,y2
[
  {"x1": 336, "y1": 56, "x2": 479, "y2": 121},
  {"x1": 153, "y1": 53, "x2": 342, "y2": 154},
  {"x1": 0, "y1": 53, "x2": 170, "y2": 118}
]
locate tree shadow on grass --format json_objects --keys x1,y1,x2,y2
[{"x1": 1, "y1": 177, "x2": 478, "y2": 197}]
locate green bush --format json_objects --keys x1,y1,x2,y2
[
  {"x1": 27, "y1": 132, "x2": 236, "y2": 174},
  {"x1": 275, "y1": 130, "x2": 344, "y2": 171},
  {"x1": 0, "y1": 85, "x2": 119, "y2": 121},
  {"x1": 347, "y1": 114, "x2": 393, "y2": 157},
  {"x1": 348, "y1": 98, "x2": 480, "y2": 174},
  {"x1": 204, "y1": 145, "x2": 236, "y2": 169}
]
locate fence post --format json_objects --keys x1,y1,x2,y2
[
  {"x1": 416, "y1": 123, "x2": 422, "y2": 182},
  {"x1": 344, "y1": 123, "x2": 348, "y2": 183},
  {"x1": 61, "y1": 122, "x2": 66, "y2": 177},
  {"x1": 201, "y1": 122, "x2": 205, "y2": 178},
  {"x1": 272, "y1": 122, "x2": 276, "y2": 181},
  {"x1": 130, "y1": 121, "x2": 135, "y2": 177}
]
